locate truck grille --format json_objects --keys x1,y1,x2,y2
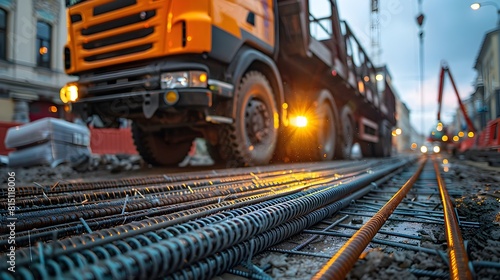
[
  {"x1": 93, "y1": 0, "x2": 136, "y2": 16},
  {"x1": 70, "y1": 0, "x2": 162, "y2": 66},
  {"x1": 84, "y1": 44, "x2": 153, "y2": 62},
  {"x1": 83, "y1": 28, "x2": 154, "y2": 50},
  {"x1": 81, "y1": 10, "x2": 156, "y2": 36}
]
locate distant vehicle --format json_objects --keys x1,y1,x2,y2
[
  {"x1": 420, "y1": 142, "x2": 441, "y2": 154},
  {"x1": 457, "y1": 118, "x2": 500, "y2": 166},
  {"x1": 60, "y1": 0, "x2": 396, "y2": 167}
]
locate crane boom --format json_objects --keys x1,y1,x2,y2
[{"x1": 437, "y1": 62, "x2": 476, "y2": 133}]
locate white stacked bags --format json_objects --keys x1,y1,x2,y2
[{"x1": 4, "y1": 118, "x2": 91, "y2": 168}]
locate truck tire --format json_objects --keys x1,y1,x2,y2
[
  {"x1": 336, "y1": 106, "x2": 354, "y2": 159},
  {"x1": 312, "y1": 100, "x2": 336, "y2": 161},
  {"x1": 286, "y1": 91, "x2": 337, "y2": 162},
  {"x1": 374, "y1": 120, "x2": 392, "y2": 157},
  {"x1": 131, "y1": 122, "x2": 192, "y2": 166},
  {"x1": 219, "y1": 71, "x2": 278, "y2": 167}
]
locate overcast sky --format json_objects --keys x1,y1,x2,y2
[{"x1": 336, "y1": 0, "x2": 497, "y2": 135}]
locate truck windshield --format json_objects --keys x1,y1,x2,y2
[{"x1": 66, "y1": 0, "x2": 86, "y2": 7}]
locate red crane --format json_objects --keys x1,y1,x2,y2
[{"x1": 437, "y1": 61, "x2": 476, "y2": 133}]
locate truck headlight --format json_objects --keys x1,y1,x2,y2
[
  {"x1": 160, "y1": 71, "x2": 208, "y2": 89},
  {"x1": 60, "y1": 84, "x2": 79, "y2": 103}
]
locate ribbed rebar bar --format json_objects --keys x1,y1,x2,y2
[
  {"x1": 312, "y1": 158, "x2": 427, "y2": 280},
  {"x1": 433, "y1": 158, "x2": 473, "y2": 280}
]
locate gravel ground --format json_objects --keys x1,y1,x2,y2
[{"x1": 1, "y1": 155, "x2": 498, "y2": 279}]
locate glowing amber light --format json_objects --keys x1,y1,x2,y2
[
  {"x1": 60, "y1": 85, "x2": 79, "y2": 103},
  {"x1": 49, "y1": 106, "x2": 57, "y2": 113},
  {"x1": 468, "y1": 132, "x2": 475, "y2": 138},
  {"x1": 442, "y1": 135, "x2": 448, "y2": 142},
  {"x1": 358, "y1": 81, "x2": 365, "y2": 93},
  {"x1": 453, "y1": 136, "x2": 459, "y2": 142},
  {"x1": 199, "y1": 73, "x2": 207, "y2": 83},
  {"x1": 292, "y1": 116, "x2": 308, "y2": 128},
  {"x1": 165, "y1": 91, "x2": 179, "y2": 104},
  {"x1": 39, "y1": 46, "x2": 48, "y2": 55},
  {"x1": 458, "y1": 131, "x2": 465, "y2": 137},
  {"x1": 443, "y1": 159, "x2": 449, "y2": 164}
]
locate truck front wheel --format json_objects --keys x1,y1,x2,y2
[
  {"x1": 219, "y1": 71, "x2": 278, "y2": 167},
  {"x1": 131, "y1": 122, "x2": 193, "y2": 166}
]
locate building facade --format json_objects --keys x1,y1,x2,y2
[
  {"x1": 376, "y1": 65, "x2": 413, "y2": 153},
  {"x1": 0, "y1": 0, "x2": 73, "y2": 123},
  {"x1": 472, "y1": 28, "x2": 500, "y2": 130}
]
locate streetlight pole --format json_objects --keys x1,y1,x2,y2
[{"x1": 471, "y1": 1, "x2": 500, "y2": 27}]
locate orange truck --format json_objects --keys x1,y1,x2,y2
[{"x1": 60, "y1": 0, "x2": 396, "y2": 167}]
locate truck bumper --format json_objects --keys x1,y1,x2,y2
[{"x1": 72, "y1": 88, "x2": 212, "y2": 119}]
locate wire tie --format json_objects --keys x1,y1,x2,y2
[
  {"x1": 42, "y1": 191, "x2": 49, "y2": 200},
  {"x1": 370, "y1": 182, "x2": 378, "y2": 188},
  {"x1": 250, "y1": 172, "x2": 260, "y2": 180},
  {"x1": 51, "y1": 181, "x2": 60, "y2": 190},
  {"x1": 183, "y1": 184, "x2": 194, "y2": 193},
  {"x1": 122, "y1": 194, "x2": 129, "y2": 214},
  {"x1": 136, "y1": 190, "x2": 146, "y2": 199},
  {"x1": 79, "y1": 217, "x2": 93, "y2": 233},
  {"x1": 28, "y1": 230, "x2": 33, "y2": 262},
  {"x1": 38, "y1": 242, "x2": 45, "y2": 266}
]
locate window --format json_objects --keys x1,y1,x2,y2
[
  {"x1": 0, "y1": 8, "x2": 6, "y2": 60},
  {"x1": 36, "y1": 21, "x2": 51, "y2": 68},
  {"x1": 309, "y1": 0, "x2": 332, "y2": 40}
]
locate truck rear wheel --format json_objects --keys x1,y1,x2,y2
[
  {"x1": 336, "y1": 106, "x2": 354, "y2": 159},
  {"x1": 219, "y1": 71, "x2": 278, "y2": 167},
  {"x1": 286, "y1": 91, "x2": 337, "y2": 162},
  {"x1": 374, "y1": 120, "x2": 392, "y2": 157},
  {"x1": 312, "y1": 101, "x2": 336, "y2": 161},
  {"x1": 131, "y1": 122, "x2": 193, "y2": 166}
]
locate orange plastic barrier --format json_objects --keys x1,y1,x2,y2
[{"x1": 90, "y1": 127, "x2": 138, "y2": 155}]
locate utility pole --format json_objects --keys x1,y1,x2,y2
[
  {"x1": 370, "y1": 0, "x2": 381, "y2": 65},
  {"x1": 416, "y1": 0, "x2": 425, "y2": 144}
]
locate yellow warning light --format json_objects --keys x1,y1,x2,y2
[
  {"x1": 164, "y1": 91, "x2": 179, "y2": 105},
  {"x1": 458, "y1": 131, "x2": 465, "y2": 137},
  {"x1": 441, "y1": 135, "x2": 448, "y2": 142},
  {"x1": 468, "y1": 132, "x2": 475, "y2": 138},
  {"x1": 199, "y1": 73, "x2": 207, "y2": 83},
  {"x1": 453, "y1": 136, "x2": 459, "y2": 142},
  {"x1": 49, "y1": 106, "x2": 58, "y2": 113},
  {"x1": 60, "y1": 84, "x2": 79, "y2": 103}
]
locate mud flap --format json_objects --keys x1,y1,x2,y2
[{"x1": 143, "y1": 92, "x2": 160, "y2": 119}]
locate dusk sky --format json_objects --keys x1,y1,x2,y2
[{"x1": 336, "y1": 0, "x2": 497, "y2": 135}]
